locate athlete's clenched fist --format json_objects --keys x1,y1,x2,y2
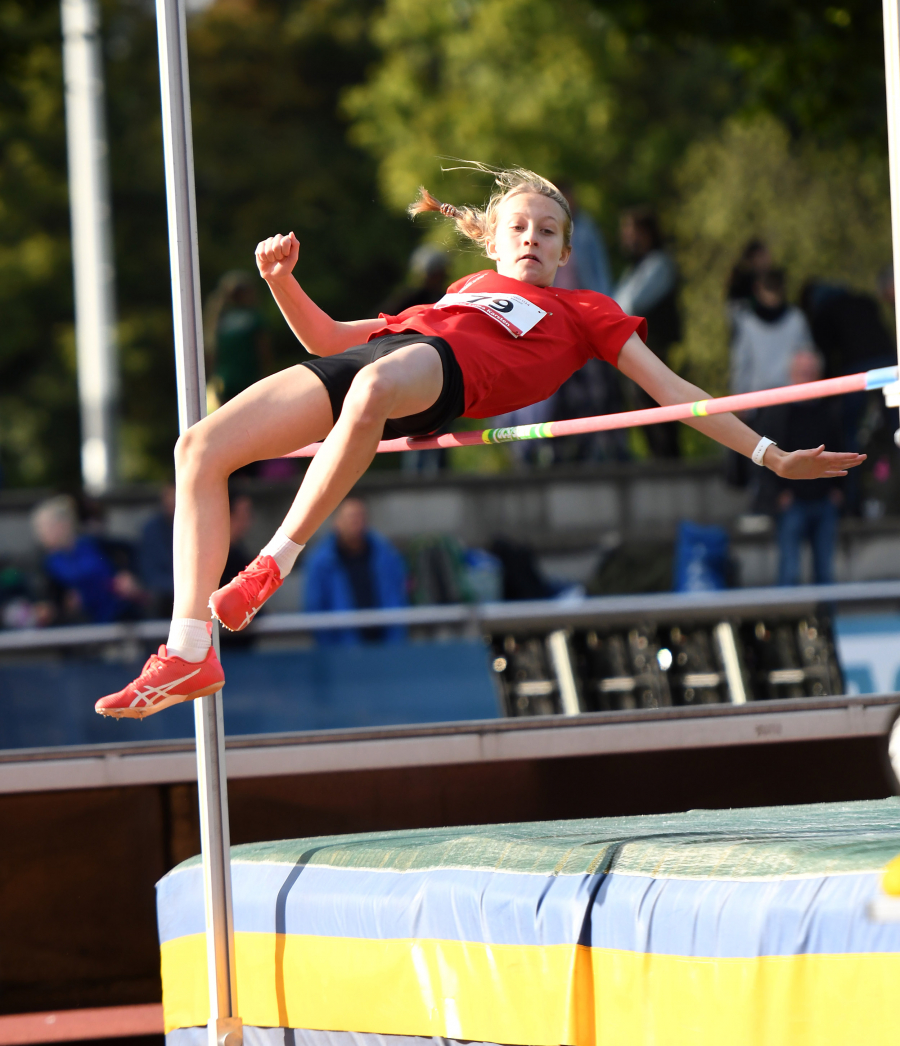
[{"x1": 256, "y1": 232, "x2": 300, "y2": 281}]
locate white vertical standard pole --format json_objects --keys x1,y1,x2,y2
[
  {"x1": 882, "y1": 0, "x2": 900, "y2": 438},
  {"x1": 154, "y1": 2, "x2": 242, "y2": 1045},
  {"x1": 61, "y1": 0, "x2": 119, "y2": 494}
]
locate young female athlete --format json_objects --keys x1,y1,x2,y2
[{"x1": 96, "y1": 167, "x2": 865, "y2": 717}]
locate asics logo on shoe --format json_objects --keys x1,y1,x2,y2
[
  {"x1": 240, "y1": 607, "x2": 259, "y2": 629},
  {"x1": 130, "y1": 666, "x2": 201, "y2": 708}
]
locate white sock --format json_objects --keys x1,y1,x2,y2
[
  {"x1": 260, "y1": 527, "x2": 305, "y2": 578},
  {"x1": 167, "y1": 618, "x2": 211, "y2": 662}
]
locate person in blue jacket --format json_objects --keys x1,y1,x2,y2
[{"x1": 303, "y1": 497, "x2": 407, "y2": 645}]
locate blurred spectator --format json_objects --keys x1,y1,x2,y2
[
  {"x1": 380, "y1": 244, "x2": 450, "y2": 315},
  {"x1": 206, "y1": 271, "x2": 271, "y2": 408},
  {"x1": 727, "y1": 239, "x2": 773, "y2": 304},
  {"x1": 552, "y1": 182, "x2": 613, "y2": 295},
  {"x1": 548, "y1": 182, "x2": 624, "y2": 462},
  {"x1": 303, "y1": 498, "x2": 407, "y2": 644},
  {"x1": 549, "y1": 358, "x2": 628, "y2": 463},
  {"x1": 730, "y1": 268, "x2": 813, "y2": 395},
  {"x1": 32, "y1": 495, "x2": 142, "y2": 623},
  {"x1": 800, "y1": 279, "x2": 895, "y2": 378},
  {"x1": 614, "y1": 207, "x2": 682, "y2": 458},
  {"x1": 0, "y1": 562, "x2": 48, "y2": 629},
  {"x1": 755, "y1": 351, "x2": 845, "y2": 585},
  {"x1": 139, "y1": 483, "x2": 176, "y2": 618},
  {"x1": 800, "y1": 277, "x2": 895, "y2": 514}
]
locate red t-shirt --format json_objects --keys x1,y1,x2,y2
[{"x1": 369, "y1": 270, "x2": 647, "y2": 418}]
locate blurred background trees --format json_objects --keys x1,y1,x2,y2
[
  {"x1": 0, "y1": 0, "x2": 893, "y2": 487},
  {"x1": 673, "y1": 115, "x2": 891, "y2": 393}
]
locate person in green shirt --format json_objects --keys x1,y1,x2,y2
[{"x1": 206, "y1": 270, "x2": 271, "y2": 405}]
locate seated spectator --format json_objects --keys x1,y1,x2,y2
[
  {"x1": 303, "y1": 498, "x2": 407, "y2": 644},
  {"x1": 754, "y1": 351, "x2": 845, "y2": 586},
  {"x1": 32, "y1": 495, "x2": 142, "y2": 623},
  {"x1": 730, "y1": 268, "x2": 813, "y2": 395},
  {"x1": 138, "y1": 483, "x2": 176, "y2": 618}
]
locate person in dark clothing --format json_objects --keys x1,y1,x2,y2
[
  {"x1": 303, "y1": 498, "x2": 407, "y2": 645},
  {"x1": 755, "y1": 351, "x2": 845, "y2": 585},
  {"x1": 727, "y1": 239, "x2": 773, "y2": 304},
  {"x1": 206, "y1": 271, "x2": 272, "y2": 406},
  {"x1": 614, "y1": 207, "x2": 682, "y2": 458},
  {"x1": 139, "y1": 484, "x2": 176, "y2": 618},
  {"x1": 800, "y1": 279, "x2": 896, "y2": 514},
  {"x1": 801, "y1": 280, "x2": 895, "y2": 378}
]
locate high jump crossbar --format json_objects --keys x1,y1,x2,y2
[{"x1": 285, "y1": 365, "x2": 899, "y2": 458}]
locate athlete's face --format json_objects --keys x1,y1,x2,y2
[{"x1": 486, "y1": 192, "x2": 570, "y2": 286}]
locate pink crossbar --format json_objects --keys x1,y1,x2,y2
[{"x1": 284, "y1": 369, "x2": 878, "y2": 459}]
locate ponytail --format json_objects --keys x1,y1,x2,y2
[
  {"x1": 408, "y1": 164, "x2": 573, "y2": 255},
  {"x1": 408, "y1": 186, "x2": 490, "y2": 245}
]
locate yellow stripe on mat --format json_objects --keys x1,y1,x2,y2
[{"x1": 161, "y1": 932, "x2": 900, "y2": 1045}]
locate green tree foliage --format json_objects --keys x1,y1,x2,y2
[
  {"x1": 0, "y1": 0, "x2": 415, "y2": 488},
  {"x1": 0, "y1": 0, "x2": 77, "y2": 487},
  {"x1": 598, "y1": 0, "x2": 888, "y2": 146},
  {"x1": 671, "y1": 115, "x2": 891, "y2": 393},
  {"x1": 344, "y1": 0, "x2": 739, "y2": 256},
  {"x1": 344, "y1": 0, "x2": 889, "y2": 233}
]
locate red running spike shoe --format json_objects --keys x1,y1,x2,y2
[
  {"x1": 95, "y1": 644, "x2": 224, "y2": 719},
  {"x1": 208, "y1": 553, "x2": 283, "y2": 632}
]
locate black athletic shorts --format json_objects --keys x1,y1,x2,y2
[{"x1": 301, "y1": 332, "x2": 465, "y2": 439}]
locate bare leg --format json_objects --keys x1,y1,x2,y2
[
  {"x1": 280, "y1": 342, "x2": 444, "y2": 541},
  {"x1": 172, "y1": 365, "x2": 333, "y2": 620}
]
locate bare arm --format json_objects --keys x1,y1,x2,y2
[
  {"x1": 256, "y1": 233, "x2": 385, "y2": 356},
  {"x1": 617, "y1": 334, "x2": 866, "y2": 480}
]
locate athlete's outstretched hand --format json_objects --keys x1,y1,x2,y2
[
  {"x1": 772, "y1": 445, "x2": 866, "y2": 480},
  {"x1": 256, "y1": 232, "x2": 299, "y2": 281}
]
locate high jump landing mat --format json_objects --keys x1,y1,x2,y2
[{"x1": 158, "y1": 798, "x2": 900, "y2": 1046}]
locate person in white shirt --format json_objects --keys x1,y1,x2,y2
[{"x1": 731, "y1": 268, "x2": 814, "y2": 395}]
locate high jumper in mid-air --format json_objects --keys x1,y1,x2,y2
[{"x1": 96, "y1": 165, "x2": 864, "y2": 718}]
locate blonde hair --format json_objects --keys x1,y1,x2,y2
[{"x1": 408, "y1": 164, "x2": 573, "y2": 253}]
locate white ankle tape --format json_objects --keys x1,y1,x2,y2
[{"x1": 261, "y1": 528, "x2": 305, "y2": 578}]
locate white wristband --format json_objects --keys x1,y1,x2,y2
[{"x1": 752, "y1": 436, "x2": 776, "y2": 466}]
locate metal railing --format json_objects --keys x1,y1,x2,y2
[{"x1": 1, "y1": 579, "x2": 899, "y2": 653}]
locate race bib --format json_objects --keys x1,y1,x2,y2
[{"x1": 432, "y1": 292, "x2": 547, "y2": 337}]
